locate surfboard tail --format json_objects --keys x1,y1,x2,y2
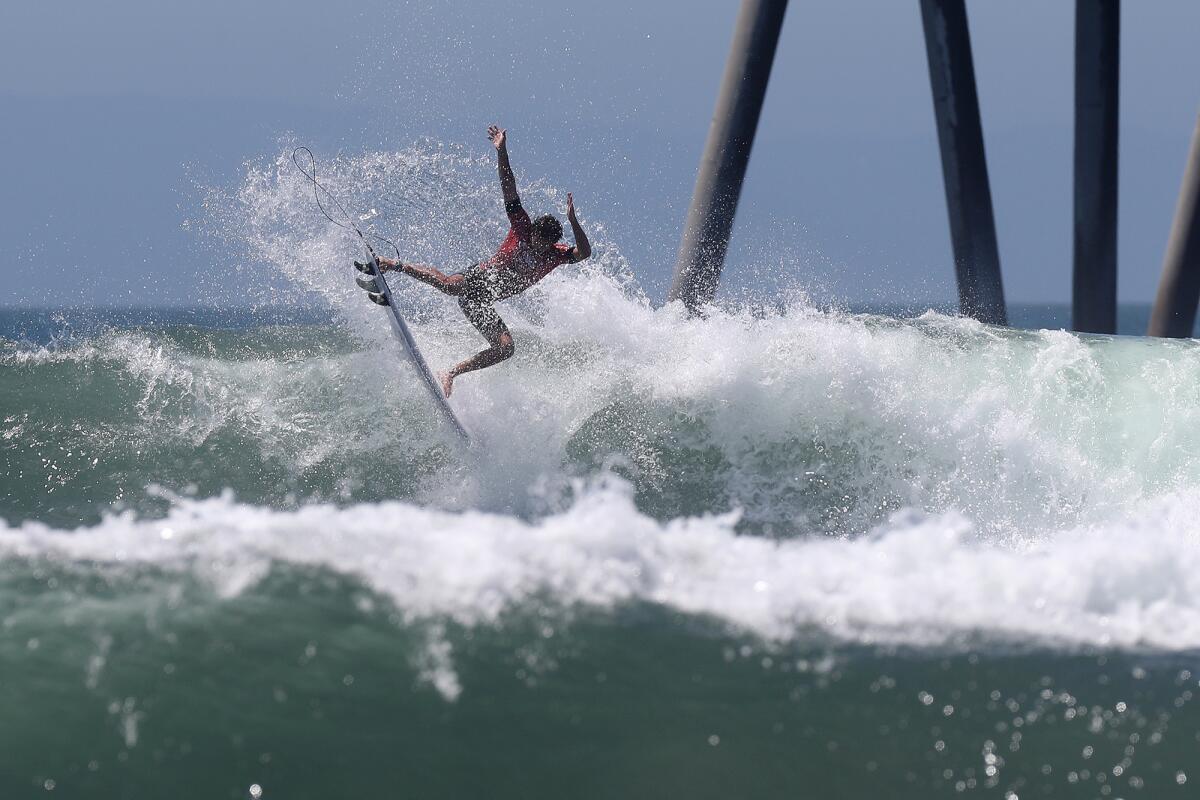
[{"x1": 355, "y1": 248, "x2": 469, "y2": 441}]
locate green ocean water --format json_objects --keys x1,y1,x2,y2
[{"x1": 5, "y1": 589, "x2": 1199, "y2": 799}]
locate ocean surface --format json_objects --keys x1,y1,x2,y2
[{"x1": 4, "y1": 146, "x2": 1200, "y2": 799}]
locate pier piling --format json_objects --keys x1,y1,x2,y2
[
  {"x1": 1072, "y1": 0, "x2": 1121, "y2": 334},
  {"x1": 1148, "y1": 114, "x2": 1200, "y2": 338},
  {"x1": 919, "y1": 0, "x2": 1007, "y2": 325},
  {"x1": 668, "y1": 0, "x2": 789, "y2": 312}
]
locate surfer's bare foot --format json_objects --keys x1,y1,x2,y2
[{"x1": 439, "y1": 371, "x2": 455, "y2": 398}]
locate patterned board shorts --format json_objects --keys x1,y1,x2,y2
[{"x1": 455, "y1": 265, "x2": 510, "y2": 344}]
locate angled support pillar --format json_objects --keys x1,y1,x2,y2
[
  {"x1": 919, "y1": 0, "x2": 1007, "y2": 325},
  {"x1": 668, "y1": 0, "x2": 789, "y2": 312},
  {"x1": 1072, "y1": 0, "x2": 1121, "y2": 334},
  {"x1": 1148, "y1": 114, "x2": 1200, "y2": 338}
]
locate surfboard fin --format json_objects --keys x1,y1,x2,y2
[
  {"x1": 367, "y1": 292, "x2": 390, "y2": 307},
  {"x1": 356, "y1": 274, "x2": 381, "y2": 293}
]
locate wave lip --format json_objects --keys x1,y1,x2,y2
[{"x1": 5, "y1": 481, "x2": 1200, "y2": 653}]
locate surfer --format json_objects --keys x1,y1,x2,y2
[{"x1": 366, "y1": 124, "x2": 592, "y2": 397}]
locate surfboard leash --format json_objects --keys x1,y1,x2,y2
[{"x1": 291, "y1": 146, "x2": 401, "y2": 261}]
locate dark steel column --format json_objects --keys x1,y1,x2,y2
[
  {"x1": 1148, "y1": 114, "x2": 1200, "y2": 338},
  {"x1": 668, "y1": 0, "x2": 788, "y2": 311},
  {"x1": 919, "y1": 0, "x2": 1007, "y2": 325},
  {"x1": 1072, "y1": 0, "x2": 1121, "y2": 334}
]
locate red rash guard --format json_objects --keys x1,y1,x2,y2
[{"x1": 477, "y1": 200, "x2": 576, "y2": 298}]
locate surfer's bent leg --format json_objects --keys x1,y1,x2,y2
[{"x1": 440, "y1": 295, "x2": 514, "y2": 397}]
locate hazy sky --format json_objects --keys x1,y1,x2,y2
[{"x1": 2, "y1": 0, "x2": 1198, "y2": 307}]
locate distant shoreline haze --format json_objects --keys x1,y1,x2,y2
[{"x1": 1, "y1": 304, "x2": 1192, "y2": 343}]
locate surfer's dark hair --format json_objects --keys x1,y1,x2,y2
[{"x1": 532, "y1": 214, "x2": 563, "y2": 242}]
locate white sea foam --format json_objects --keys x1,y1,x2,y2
[{"x1": 4, "y1": 480, "x2": 1200, "y2": 656}]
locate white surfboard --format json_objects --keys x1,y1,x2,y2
[{"x1": 357, "y1": 248, "x2": 470, "y2": 441}]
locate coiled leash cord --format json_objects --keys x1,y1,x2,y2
[{"x1": 291, "y1": 146, "x2": 401, "y2": 261}]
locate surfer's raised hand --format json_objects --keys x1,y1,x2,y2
[
  {"x1": 565, "y1": 192, "x2": 592, "y2": 262},
  {"x1": 488, "y1": 125, "x2": 507, "y2": 151},
  {"x1": 491, "y1": 125, "x2": 518, "y2": 204}
]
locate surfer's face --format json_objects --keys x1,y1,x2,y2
[
  {"x1": 530, "y1": 214, "x2": 563, "y2": 253},
  {"x1": 530, "y1": 232, "x2": 558, "y2": 254}
]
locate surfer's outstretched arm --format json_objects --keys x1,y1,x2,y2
[
  {"x1": 566, "y1": 193, "x2": 591, "y2": 261},
  {"x1": 488, "y1": 125, "x2": 520, "y2": 206}
]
